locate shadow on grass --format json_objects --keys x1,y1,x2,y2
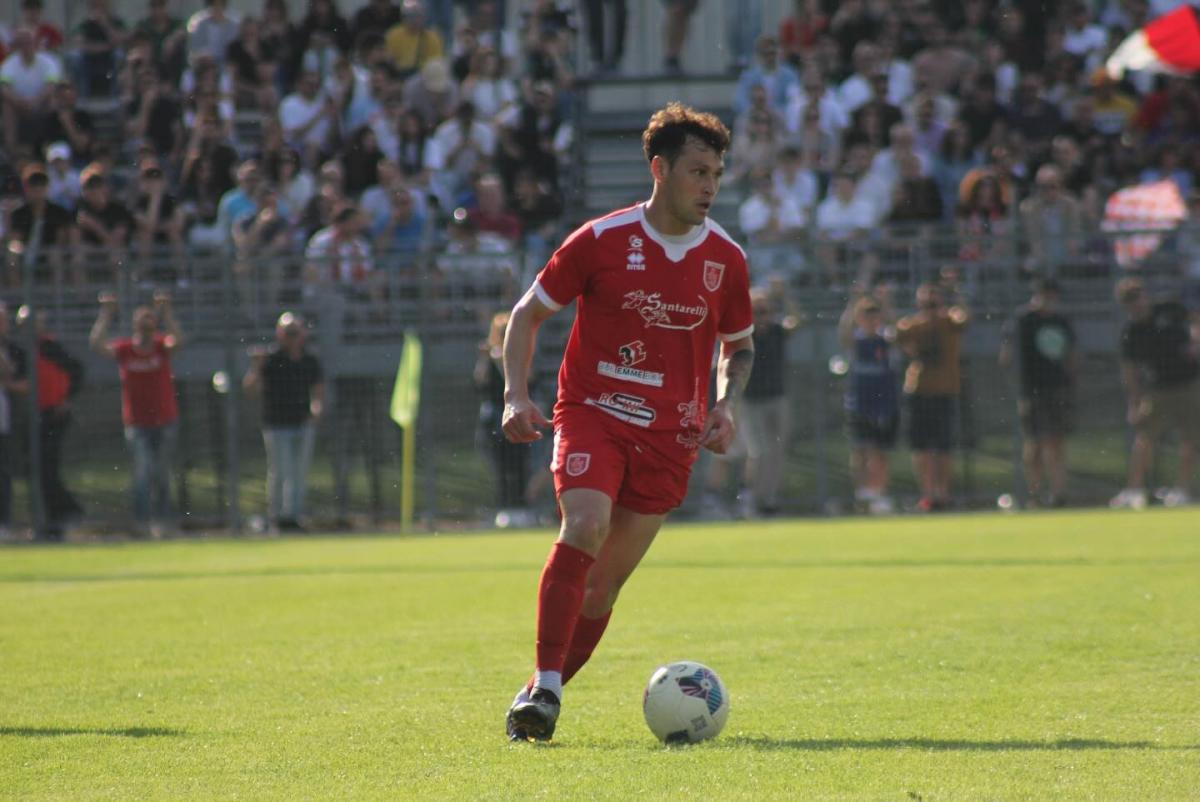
[
  {"x1": 0, "y1": 726, "x2": 185, "y2": 738},
  {"x1": 721, "y1": 736, "x2": 1197, "y2": 752},
  {"x1": 2, "y1": 556, "x2": 1197, "y2": 585}
]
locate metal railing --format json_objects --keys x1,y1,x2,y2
[{"x1": 0, "y1": 220, "x2": 1194, "y2": 537}]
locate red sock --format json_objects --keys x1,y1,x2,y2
[
  {"x1": 562, "y1": 610, "x2": 612, "y2": 685},
  {"x1": 535, "y1": 542, "x2": 595, "y2": 674}
]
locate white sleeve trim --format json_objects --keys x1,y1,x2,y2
[
  {"x1": 532, "y1": 280, "x2": 565, "y2": 311},
  {"x1": 720, "y1": 324, "x2": 755, "y2": 343}
]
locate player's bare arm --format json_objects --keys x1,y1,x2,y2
[
  {"x1": 703, "y1": 336, "x2": 754, "y2": 454},
  {"x1": 501, "y1": 286, "x2": 556, "y2": 443}
]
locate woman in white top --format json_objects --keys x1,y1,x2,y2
[{"x1": 460, "y1": 47, "x2": 518, "y2": 122}]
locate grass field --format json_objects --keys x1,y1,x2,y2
[{"x1": 2, "y1": 509, "x2": 1198, "y2": 801}]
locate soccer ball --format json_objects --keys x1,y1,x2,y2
[{"x1": 642, "y1": 661, "x2": 729, "y2": 744}]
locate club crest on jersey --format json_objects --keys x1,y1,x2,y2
[
  {"x1": 565, "y1": 453, "x2": 591, "y2": 477},
  {"x1": 703, "y1": 260, "x2": 725, "y2": 292},
  {"x1": 622, "y1": 290, "x2": 709, "y2": 331}
]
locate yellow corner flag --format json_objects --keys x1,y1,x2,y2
[
  {"x1": 390, "y1": 331, "x2": 423, "y2": 531},
  {"x1": 390, "y1": 331, "x2": 423, "y2": 428}
]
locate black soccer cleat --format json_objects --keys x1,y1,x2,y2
[
  {"x1": 506, "y1": 686, "x2": 532, "y2": 742},
  {"x1": 508, "y1": 687, "x2": 561, "y2": 742}
]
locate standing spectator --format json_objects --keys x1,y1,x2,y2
[
  {"x1": 475, "y1": 311, "x2": 535, "y2": 526},
  {"x1": 132, "y1": 159, "x2": 185, "y2": 263},
  {"x1": 1019, "y1": 165, "x2": 1082, "y2": 276},
  {"x1": 1000, "y1": 279, "x2": 1077, "y2": 508},
  {"x1": 6, "y1": 163, "x2": 73, "y2": 286},
  {"x1": 839, "y1": 284, "x2": 900, "y2": 514},
  {"x1": 340, "y1": 125, "x2": 385, "y2": 197},
  {"x1": 186, "y1": 0, "x2": 240, "y2": 65},
  {"x1": 0, "y1": 303, "x2": 26, "y2": 539},
  {"x1": 385, "y1": 0, "x2": 444, "y2": 80},
  {"x1": 733, "y1": 35, "x2": 800, "y2": 117},
  {"x1": 260, "y1": 0, "x2": 299, "y2": 89},
  {"x1": 89, "y1": 291, "x2": 182, "y2": 537},
  {"x1": 20, "y1": 307, "x2": 84, "y2": 541},
  {"x1": 896, "y1": 282, "x2": 969, "y2": 512},
  {"x1": 227, "y1": 16, "x2": 273, "y2": 111},
  {"x1": 1111, "y1": 279, "x2": 1199, "y2": 509},
  {"x1": 70, "y1": 0, "x2": 127, "y2": 97},
  {"x1": 741, "y1": 283, "x2": 799, "y2": 516},
  {"x1": 0, "y1": 27, "x2": 60, "y2": 157},
  {"x1": 582, "y1": 0, "x2": 627, "y2": 75},
  {"x1": 661, "y1": 0, "x2": 700, "y2": 74},
  {"x1": 280, "y1": 70, "x2": 337, "y2": 166},
  {"x1": 244, "y1": 312, "x2": 324, "y2": 532}
]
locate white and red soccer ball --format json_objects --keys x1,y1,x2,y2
[{"x1": 642, "y1": 661, "x2": 729, "y2": 744}]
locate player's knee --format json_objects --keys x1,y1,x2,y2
[{"x1": 559, "y1": 511, "x2": 609, "y2": 554}]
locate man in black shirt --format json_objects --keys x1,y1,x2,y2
[
  {"x1": 0, "y1": 302, "x2": 27, "y2": 539},
  {"x1": 7, "y1": 163, "x2": 74, "y2": 285},
  {"x1": 1000, "y1": 279, "x2": 1076, "y2": 507},
  {"x1": 243, "y1": 312, "x2": 325, "y2": 532},
  {"x1": 74, "y1": 165, "x2": 132, "y2": 285},
  {"x1": 1112, "y1": 278, "x2": 1200, "y2": 508}
]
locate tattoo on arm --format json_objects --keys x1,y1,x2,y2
[{"x1": 718, "y1": 347, "x2": 755, "y2": 405}]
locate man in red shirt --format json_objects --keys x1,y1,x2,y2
[
  {"x1": 89, "y1": 291, "x2": 183, "y2": 537},
  {"x1": 502, "y1": 103, "x2": 755, "y2": 742}
]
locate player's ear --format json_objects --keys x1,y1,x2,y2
[{"x1": 650, "y1": 155, "x2": 669, "y2": 183}]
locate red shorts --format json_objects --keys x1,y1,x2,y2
[{"x1": 551, "y1": 405, "x2": 699, "y2": 515}]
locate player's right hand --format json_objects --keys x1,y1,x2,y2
[{"x1": 502, "y1": 398, "x2": 550, "y2": 443}]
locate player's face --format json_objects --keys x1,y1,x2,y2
[{"x1": 660, "y1": 140, "x2": 724, "y2": 228}]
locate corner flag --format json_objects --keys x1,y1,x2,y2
[{"x1": 390, "y1": 331, "x2": 423, "y2": 428}]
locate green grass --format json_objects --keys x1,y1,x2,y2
[{"x1": 2, "y1": 510, "x2": 1199, "y2": 800}]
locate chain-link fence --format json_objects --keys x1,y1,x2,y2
[{"x1": 2, "y1": 219, "x2": 1196, "y2": 537}]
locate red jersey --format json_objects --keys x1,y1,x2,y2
[
  {"x1": 535, "y1": 203, "x2": 754, "y2": 446},
  {"x1": 113, "y1": 335, "x2": 179, "y2": 428}
]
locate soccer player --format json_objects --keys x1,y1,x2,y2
[{"x1": 501, "y1": 103, "x2": 755, "y2": 741}]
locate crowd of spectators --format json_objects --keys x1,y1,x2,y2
[
  {"x1": 733, "y1": 0, "x2": 1200, "y2": 285},
  {"x1": 0, "y1": 0, "x2": 571, "y2": 308}
]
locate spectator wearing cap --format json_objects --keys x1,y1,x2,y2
[
  {"x1": 385, "y1": 0, "x2": 444, "y2": 80},
  {"x1": 281, "y1": 70, "x2": 337, "y2": 166},
  {"x1": 0, "y1": 27, "x2": 60, "y2": 156},
  {"x1": 74, "y1": 165, "x2": 132, "y2": 285},
  {"x1": 1000, "y1": 279, "x2": 1077, "y2": 508},
  {"x1": 1111, "y1": 278, "x2": 1200, "y2": 510},
  {"x1": 44, "y1": 142, "x2": 80, "y2": 209},
  {"x1": 304, "y1": 203, "x2": 380, "y2": 300},
  {"x1": 7, "y1": 163, "x2": 73, "y2": 286},
  {"x1": 402, "y1": 58, "x2": 458, "y2": 132},
  {"x1": 68, "y1": 0, "x2": 127, "y2": 97},
  {"x1": 734, "y1": 35, "x2": 799, "y2": 117},
  {"x1": 90, "y1": 290, "x2": 183, "y2": 537},
  {"x1": 186, "y1": 0, "x2": 240, "y2": 65},
  {"x1": 244, "y1": 312, "x2": 325, "y2": 533}
]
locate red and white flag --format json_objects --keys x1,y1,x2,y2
[
  {"x1": 1106, "y1": 4, "x2": 1200, "y2": 78},
  {"x1": 1102, "y1": 180, "x2": 1187, "y2": 267}
]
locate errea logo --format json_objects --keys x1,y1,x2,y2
[{"x1": 627, "y1": 235, "x2": 646, "y2": 271}]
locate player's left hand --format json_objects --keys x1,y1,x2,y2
[{"x1": 701, "y1": 401, "x2": 736, "y2": 454}]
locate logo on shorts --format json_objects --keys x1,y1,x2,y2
[
  {"x1": 565, "y1": 452, "x2": 591, "y2": 477},
  {"x1": 622, "y1": 290, "x2": 709, "y2": 331},
  {"x1": 703, "y1": 260, "x2": 725, "y2": 292}
]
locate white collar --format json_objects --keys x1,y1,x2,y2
[{"x1": 637, "y1": 203, "x2": 708, "y2": 263}]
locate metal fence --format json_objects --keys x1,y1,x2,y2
[{"x1": 1, "y1": 220, "x2": 1196, "y2": 537}]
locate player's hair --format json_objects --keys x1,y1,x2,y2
[{"x1": 642, "y1": 103, "x2": 731, "y2": 165}]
